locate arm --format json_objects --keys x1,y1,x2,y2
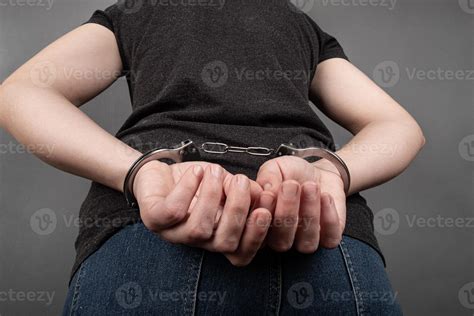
[
  {"x1": 0, "y1": 24, "x2": 142, "y2": 192},
  {"x1": 254, "y1": 58, "x2": 426, "y2": 252},
  {"x1": 0, "y1": 23, "x2": 270, "y2": 265},
  {"x1": 310, "y1": 58, "x2": 426, "y2": 195}
]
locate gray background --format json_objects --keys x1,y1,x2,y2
[{"x1": 0, "y1": 0, "x2": 473, "y2": 315}]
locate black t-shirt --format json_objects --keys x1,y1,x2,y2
[{"x1": 71, "y1": 0, "x2": 383, "y2": 284}]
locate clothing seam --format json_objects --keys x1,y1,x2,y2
[
  {"x1": 69, "y1": 260, "x2": 87, "y2": 316},
  {"x1": 190, "y1": 250, "x2": 205, "y2": 316},
  {"x1": 339, "y1": 238, "x2": 363, "y2": 316}
]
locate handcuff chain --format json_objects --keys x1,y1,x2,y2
[{"x1": 201, "y1": 142, "x2": 275, "y2": 156}]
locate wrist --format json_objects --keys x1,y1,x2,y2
[
  {"x1": 112, "y1": 151, "x2": 143, "y2": 193},
  {"x1": 132, "y1": 159, "x2": 168, "y2": 195},
  {"x1": 312, "y1": 158, "x2": 342, "y2": 178}
]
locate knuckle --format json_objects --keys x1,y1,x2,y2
[
  {"x1": 227, "y1": 201, "x2": 249, "y2": 215},
  {"x1": 273, "y1": 215, "x2": 298, "y2": 229},
  {"x1": 163, "y1": 201, "x2": 187, "y2": 221},
  {"x1": 142, "y1": 221, "x2": 160, "y2": 234},
  {"x1": 158, "y1": 231, "x2": 179, "y2": 244},
  {"x1": 321, "y1": 236, "x2": 342, "y2": 248},
  {"x1": 188, "y1": 225, "x2": 213, "y2": 241},
  {"x1": 214, "y1": 239, "x2": 239, "y2": 253},
  {"x1": 269, "y1": 240, "x2": 292, "y2": 252},
  {"x1": 229, "y1": 257, "x2": 250, "y2": 267},
  {"x1": 247, "y1": 238, "x2": 263, "y2": 250},
  {"x1": 295, "y1": 240, "x2": 319, "y2": 254}
]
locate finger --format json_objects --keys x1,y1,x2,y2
[
  {"x1": 248, "y1": 179, "x2": 264, "y2": 211},
  {"x1": 224, "y1": 208, "x2": 272, "y2": 267},
  {"x1": 266, "y1": 180, "x2": 301, "y2": 252},
  {"x1": 294, "y1": 181, "x2": 321, "y2": 253},
  {"x1": 319, "y1": 193, "x2": 342, "y2": 248},
  {"x1": 254, "y1": 190, "x2": 276, "y2": 215},
  {"x1": 252, "y1": 192, "x2": 275, "y2": 250},
  {"x1": 183, "y1": 164, "x2": 225, "y2": 242},
  {"x1": 212, "y1": 174, "x2": 252, "y2": 253},
  {"x1": 255, "y1": 160, "x2": 282, "y2": 196},
  {"x1": 149, "y1": 164, "x2": 205, "y2": 230},
  {"x1": 137, "y1": 163, "x2": 203, "y2": 232}
]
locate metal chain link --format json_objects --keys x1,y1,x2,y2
[{"x1": 200, "y1": 142, "x2": 275, "y2": 156}]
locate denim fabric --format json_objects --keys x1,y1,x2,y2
[{"x1": 62, "y1": 221, "x2": 402, "y2": 315}]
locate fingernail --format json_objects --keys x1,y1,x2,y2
[
  {"x1": 282, "y1": 182, "x2": 298, "y2": 198},
  {"x1": 259, "y1": 192, "x2": 274, "y2": 210},
  {"x1": 193, "y1": 165, "x2": 203, "y2": 177},
  {"x1": 211, "y1": 164, "x2": 222, "y2": 178},
  {"x1": 264, "y1": 183, "x2": 272, "y2": 191},
  {"x1": 236, "y1": 175, "x2": 249, "y2": 189}
]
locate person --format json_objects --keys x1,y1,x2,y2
[{"x1": 0, "y1": 0, "x2": 425, "y2": 315}]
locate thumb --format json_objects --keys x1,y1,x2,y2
[{"x1": 256, "y1": 159, "x2": 283, "y2": 196}]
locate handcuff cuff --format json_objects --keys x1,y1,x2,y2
[{"x1": 123, "y1": 139, "x2": 351, "y2": 208}]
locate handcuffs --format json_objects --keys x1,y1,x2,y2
[{"x1": 123, "y1": 139, "x2": 351, "y2": 208}]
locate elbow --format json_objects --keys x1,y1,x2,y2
[
  {"x1": 419, "y1": 128, "x2": 426, "y2": 149},
  {"x1": 0, "y1": 82, "x2": 13, "y2": 129},
  {"x1": 0, "y1": 81, "x2": 21, "y2": 129},
  {"x1": 407, "y1": 118, "x2": 426, "y2": 151},
  {"x1": 0, "y1": 84, "x2": 5, "y2": 128}
]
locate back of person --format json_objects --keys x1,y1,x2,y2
[{"x1": 0, "y1": 0, "x2": 425, "y2": 314}]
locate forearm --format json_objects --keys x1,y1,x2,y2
[
  {"x1": 0, "y1": 82, "x2": 142, "y2": 192},
  {"x1": 314, "y1": 120, "x2": 425, "y2": 195}
]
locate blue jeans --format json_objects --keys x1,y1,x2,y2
[{"x1": 62, "y1": 221, "x2": 402, "y2": 315}]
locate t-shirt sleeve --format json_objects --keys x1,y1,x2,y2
[
  {"x1": 84, "y1": 9, "x2": 115, "y2": 32},
  {"x1": 81, "y1": 5, "x2": 130, "y2": 76},
  {"x1": 316, "y1": 26, "x2": 349, "y2": 63},
  {"x1": 303, "y1": 14, "x2": 349, "y2": 80}
]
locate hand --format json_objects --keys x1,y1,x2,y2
[
  {"x1": 133, "y1": 160, "x2": 273, "y2": 266},
  {"x1": 255, "y1": 156, "x2": 346, "y2": 253}
]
